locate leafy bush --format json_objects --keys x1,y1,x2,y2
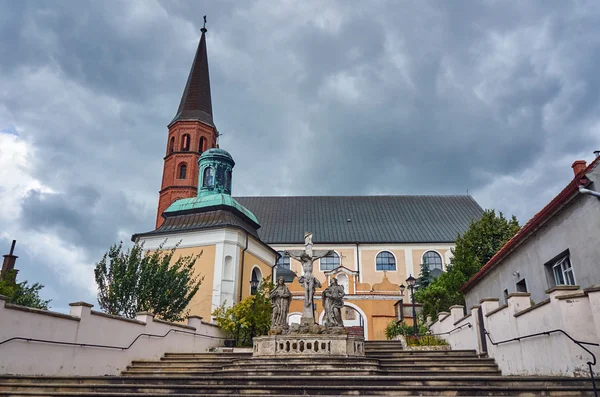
[
  {"x1": 0, "y1": 270, "x2": 51, "y2": 310},
  {"x1": 406, "y1": 335, "x2": 448, "y2": 346},
  {"x1": 385, "y1": 320, "x2": 429, "y2": 340},
  {"x1": 212, "y1": 277, "x2": 274, "y2": 347}
]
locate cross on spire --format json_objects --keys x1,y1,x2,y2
[{"x1": 202, "y1": 15, "x2": 207, "y2": 33}]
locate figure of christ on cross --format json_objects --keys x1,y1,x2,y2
[{"x1": 285, "y1": 232, "x2": 332, "y2": 325}]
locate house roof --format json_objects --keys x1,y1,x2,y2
[
  {"x1": 131, "y1": 209, "x2": 260, "y2": 241},
  {"x1": 460, "y1": 157, "x2": 600, "y2": 293},
  {"x1": 234, "y1": 195, "x2": 483, "y2": 244}
]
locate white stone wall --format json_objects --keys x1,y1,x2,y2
[
  {"x1": 430, "y1": 287, "x2": 600, "y2": 376},
  {"x1": 0, "y1": 296, "x2": 225, "y2": 376}
]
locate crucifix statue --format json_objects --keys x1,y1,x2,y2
[{"x1": 285, "y1": 232, "x2": 332, "y2": 325}]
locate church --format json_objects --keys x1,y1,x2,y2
[{"x1": 132, "y1": 26, "x2": 483, "y2": 340}]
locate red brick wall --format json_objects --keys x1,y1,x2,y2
[{"x1": 156, "y1": 120, "x2": 217, "y2": 228}]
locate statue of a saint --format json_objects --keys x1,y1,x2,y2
[
  {"x1": 269, "y1": 276, "x2": 292, "y2": 330},
  {"x1": 285, "y1": 232, "x2": 331, "y2": 324},
  {"x1": 322, "y1": 277, "x2": 345, "y2": 327}
]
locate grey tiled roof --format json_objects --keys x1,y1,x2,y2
[
  {"x1": 132, "y1": 209, "x2": 259, "y2": 241},
  {"x1": 235, "y1": 196, "x2": 483, "y2": 244}
]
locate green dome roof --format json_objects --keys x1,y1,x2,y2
[
  {"x1": 164, "y1": 193, "x2": 259, "y2": 225},
  {"x1": 200, "y1": 148, "x2": 233, "y2": 162}
]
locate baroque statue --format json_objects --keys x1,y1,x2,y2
[
  {"x1": 285, "y1": 232, "x2": 331, "y2": 325},
  {"x1": 269, "y1": 276, "x2": 292, "y2": 330},
  {"x1": 322, "y1": 277, "x2": 345, "y2": 327}
]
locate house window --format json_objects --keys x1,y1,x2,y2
[
  {"x1": 376, "y1": 251, "x2": 396, "y2": 271},
  {"x1": 276, "y1": 251, "x2": 290, "y2": 270},
  {"x1": 202, "y1": 167, "x2": 214, "y2": 187},
  {"x1": 552, "y1": 256, "x2": 576, "y2": 286},
  {"x1": 423, "y1": 251, "x2": 443, "y2": 271},
  {"x1": 178, "y1": 163, "x2": 187, "y2": 179},
  {"x1": 182, "y1": 134, "x2": 190, "y2": 151},
  {"x1": 199, "y1": 137, "x2": 207, "y2": 153},
  {"x1": 320, "y1": 252, "x2": 340, "y2": 271}
]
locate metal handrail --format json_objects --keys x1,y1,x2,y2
[
  {"x1": 427, "y1": 322, "x2": 472, "y2": 336},
  {"x1": 485, "y1": 328, "x2": 598, "y2": 397},
  {"x1": 0, "y1": 328, "x2": 226, "y2": 351}
]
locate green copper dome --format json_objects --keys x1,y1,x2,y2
[
  {"x1": 164, "y1": 193, "x2": 259, "y2": 225},
  {"x1": 163, "y1": 147, "x2": 259, "y2": 227}
]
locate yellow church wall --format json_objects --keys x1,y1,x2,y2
[
  {"x1": 168, "y1": 244, "x2": 217, "y2": 321},
  {"x1": 359, "y1": 249, "x2": 407, "y2": 286},
  {"x1": 240, "y1": 250, "x2": 274, "y2": 299}
]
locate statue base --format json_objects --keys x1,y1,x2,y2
[{"x1": 253, "y1": 334, "x2": 365, "y2": 357}]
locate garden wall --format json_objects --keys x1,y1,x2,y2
[
  {"x1": 430, "y1": 286, "x2": 600, "y2": 376},
  {"x1": 0, "y1": 295, "x2": 225, "y2": 376}
]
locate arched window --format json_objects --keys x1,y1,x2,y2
[
  {"x1": 376, "y1": 251, "x2": 396, "y2": 271},
  {"x1": 182, "y1": 134, "x2": 190, "y2": 151},
  {"x1": 225, "y1": 169, "x2": 232, "y2": 191},
  {"x1": 169, "y1": 137, "x2": 175, "y2": 154},
  {"x1": 202, "y1": 167, "x2": 214, "y2": 187},
  {"x1": 423, "y1": 251, "x2": 443, "y2": 271},
  {"x1": 251, "y1": 267, "x2": 262, "y2": 295},
  {"x1": 276, "y1": 251, "x2": 290, "y2": 270},
  {"x1": 178, "y1": 163, "x2": 187, "y2": 179},
  {"x1": 320, "y1": 252, "x2": 340, "y2": 271},
  {"x1": 199, "y1": 136, "x2": 207, "y2": 153}
]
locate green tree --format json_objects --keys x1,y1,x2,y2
[
  {"x1": 415, "y1": 209, "x2": 520, "y2": 319},
  {"x1": 416, "y1": 260, "x2": 433, "y2": 290},
  {"x1": 212, "y1": 277, "x2": 274, "y2": 347},
  {"x1": 94, "y1": 241, "x2": 203, "y2": 322},
  {"x1": 0, "y1": 270, "x2": 51, "y2": 310}
]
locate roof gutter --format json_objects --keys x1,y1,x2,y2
[{"x1": 579, "y1": 186, "x2": 600, "y2": 199}]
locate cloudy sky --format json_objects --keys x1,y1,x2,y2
[{"x1": 1, "y1": 0, "x2": 599, "y2": 312}]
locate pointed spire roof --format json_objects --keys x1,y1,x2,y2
[{"x1": 170, "y1": 22, "x2": 214, "y2": 128}]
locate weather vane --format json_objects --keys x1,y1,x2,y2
[{"x1": 203, "y1": 15, "x2": 207, "y2": 30}]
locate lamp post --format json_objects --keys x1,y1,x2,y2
[
  {"x1": 406, "y1": 275, "x2": 418, "y2": 337},
  {"x1": 249, "y1": 278, "x2": 259, "y2": 341}
]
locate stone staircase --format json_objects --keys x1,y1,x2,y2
[{"x1": 0, "y1": 340, "x2": 595, "y2": 396}]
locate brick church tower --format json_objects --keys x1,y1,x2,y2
[{"x1": 156, "y1": 23, "x2": 218, "y2": 228}]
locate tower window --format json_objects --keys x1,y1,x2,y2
[
  {"x1": 320, "y1": 252, "x2": 340, "y2": 271},
  {"x1": 182, "y1": 134, "x2": 190, "y2": 151},
  {"x1": 199, "y1": 137, "x2": 207, "y2": 153},
  {"x1": 203, "y1": 167, "x2": 214, "y2": 187},
  {"x1": 225, "y1": 169, "x2": 232, "y2": 191},
  {"x1": 178, "y1": 163, "x2": 187, "y2": 179},
  {"x1": 423, "y1": 251, "x2": 443, "y2": 271},
  {"x1": 376, "y1": 251, "x2": 396, "y2": 271},
  {"x1": 169, "y1": 137, "x2": 175, "y2": 154}
]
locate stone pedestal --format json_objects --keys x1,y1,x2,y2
[{"x1": 253, "y1": 334, "x2": 364, "y2": 357}]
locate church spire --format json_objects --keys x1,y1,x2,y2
[{"x1": 170, "y1": 16, "x2": 214, "y2": 128}]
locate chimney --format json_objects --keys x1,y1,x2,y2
[
  {"x1": 1, "y1": 240, "x2": 18, "y2": 283},
  {"x1": 572, "y1": 160, "x2": 587, "y2": 176}
]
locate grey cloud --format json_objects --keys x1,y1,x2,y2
[{"x1": 1, "y1": 0, "x2": 600, "y2": 310}]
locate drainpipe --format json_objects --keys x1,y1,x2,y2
[
  {"x1": 238, "y1": 231, "x2": 249, "y2": 301},
  {"x1": 355, "y1": 243, "x2": 360, "y2": 283},
  {"x1": 579, "y1": 186, "x2": 600, "y2": 199}
]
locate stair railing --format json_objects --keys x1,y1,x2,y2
[
  {"x1": 485, "y1": 328, "x2": 598, "y2": 397},
  {"x1": 0, "y1": 328, "x2": 226, "y2": 351},
  {"x1": 427, "y1": 322, "x2": 473, "y2": 336}
]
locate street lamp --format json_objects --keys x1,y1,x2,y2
[
  {"x1": 394, "y1": 284, "x2": 407, "y2": 323},
  {"x1": 406, "y1": 274, "x2": 418, "y2": 337},
  {"x1": 249, "y1": 278, "x2": 259, "y2": 341}
]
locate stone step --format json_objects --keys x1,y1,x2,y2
[
  {"x1": 0, "y1": 375, "x2": 591, "y2": 386},
  {"x1": 121, "y1": 369, "x2": 503, "y2": 377},
  {"x1": 162, "y1": 353, "x2": 251, "y2": 358},
  {"x1": 0, "y1": 380, "x2": 594, "y2": 396}
]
